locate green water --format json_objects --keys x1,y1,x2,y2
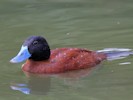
[{"x1": 0, "y1": 0, "x2": 133, "y2": 100}]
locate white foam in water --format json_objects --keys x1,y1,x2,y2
[
  {"x1": 97, "y1": 48, "x2": 133, "y2": 61},
  {"x1": 97, "y1": 48, "x2": 132, "y2": 53},
  {"x1": 119, "y1": 62, "x2": 131, "y2": 65}
]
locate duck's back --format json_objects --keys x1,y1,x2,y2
[{"x1": 22, "y1": 48, "x2": 106, "y2": 74}]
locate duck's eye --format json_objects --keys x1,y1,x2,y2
[{"x1": 33, "y1": 41, "x2": 38, "y2": 45}]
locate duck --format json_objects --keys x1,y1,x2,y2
[{"x1": 10, "y1": 36, "x2": 107, "y2": 74}]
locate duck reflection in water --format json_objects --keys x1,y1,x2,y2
[
  {"x1": 10, "y1": 67, "x2": 96, "y2": 95},
  {"x1": 10, "y1": 74, "x2": 51, "y2": 95}
]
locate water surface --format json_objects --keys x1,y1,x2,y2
[{"x1": 0, "y1": 0, "x2": 133, "y2": 100}]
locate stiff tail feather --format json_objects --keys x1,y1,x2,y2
[{"x1": 97, "y1": 48, "x2": 133, "y2": 61}]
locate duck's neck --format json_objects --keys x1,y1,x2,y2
[{"x1": 29, "y1": 49, "x2": 51, "y2": 61}]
